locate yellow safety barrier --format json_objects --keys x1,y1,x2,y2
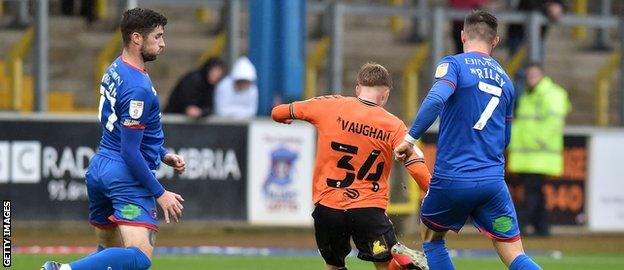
[
  {"x1": 0, "y1": 61, "x2": 9, "y2": 109},
  {"x1": 95, "y1": 31, "x2": 121, "y2": 103},
  {"x1": 503, "y1": 45, "x2": 527, "y2": 79},
  {"x1": 8, "y1": 27, "x2": 34, "y2": 111},
  {"x1": 48, "y1": 92, "x2": 76, "y2": 112},
  {"x1": 0, "y1": 0, "x2": 4, "y2": 16},
  {"x1": 389, "y1": 0, "x2": 404, "y2": 33},
  {"x1": 572, "y1": 0, "x2": 587, "y2": 41},
  {"x1": 595, "y1": 50, "x2": 620, "y2": 126},
  {"x1": 19, "y1": 75, "x2": 33, "y2": 112},
  {"x1": 402, "y1": 42, "x2": 429, "y2": 121},
  {"x1": 305, "y1": 36, "x2": 330, "y2": 99},
  {"x1": 387, "y1": 43, "x2": 429, "y2": 215},
  {"x1": 197, "y1": 32, "x2": 227, "y2": 66},
  {"x1": 95, "y1": 0, "x2": 107, "y2": 20},
  {"x1": 195, "y1": 7, "x2": 213, "y2": 24}
]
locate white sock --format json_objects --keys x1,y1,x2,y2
[{"x1": 59, "y1": 264, "x2": 72, "y2": 270}]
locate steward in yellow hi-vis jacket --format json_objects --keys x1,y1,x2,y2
[{"x1": 508, "y1": 63, "x2": 570, "y2": 237}]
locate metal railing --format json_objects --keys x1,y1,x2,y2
[
  {"x1": 324, "y1": 2, "x2": 624, "y2": 125},
  {"x1": 305, "y1": 36, "x2": 330, "y2": 99}
]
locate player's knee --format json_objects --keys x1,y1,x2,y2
[
  {"x1": 95, "y1": 228, "x2": 121, "y2": 248},
  {"x1": 420, "y1": 223, "x2": 446, "y2": 242},
  {"x1": 129, "y1": 246, "x2": 152, "y2": 270}
]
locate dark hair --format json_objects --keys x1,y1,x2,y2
[
  {"x1": 525, "y1": 61, "x2": 544, "y2": 71},
  {"x1": 200, "y1": 57, "x2": 226, "y2": 75},
  {"x1": 120, "y1": 8, "x2": 167, "y2": 46},
  {"x1": 463, "y1": 10, "x2": 498, "y2": 43},
  {"x1": 357, "y1": 63, "x2": 393, "y2": 89}
]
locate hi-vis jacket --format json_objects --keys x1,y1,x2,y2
[{"x1": 508, "y1": 77, "x2": 570, "y2": 176}]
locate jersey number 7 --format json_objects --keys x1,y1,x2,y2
[
  {"x1": 473, "y1": 81, "x2": 502, "y2": 130},
  {"x1": 326, "y1": 141, "x2": 384, "y2": 192}
]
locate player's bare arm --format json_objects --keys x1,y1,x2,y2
[{"x1": 162, "y1": 153, "x2": 186, "y2": 173}]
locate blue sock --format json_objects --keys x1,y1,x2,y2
[
  {"x1": 69, "y1": 246, "x2": 151, "y2": 270},
  {"x1": 422, "y1": 240, "x2": 455, "y2": 270},
  {"x1": 509, "y1": 254, "x2": 542, "y2": 270}
]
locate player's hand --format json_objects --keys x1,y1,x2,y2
[
  {"x1": 163, "y1": 153, "x2": 186, "y2": 174},
  {"x1": 157, "y1": 190, "x2": 184, "y2": 223},
  {"x1": 394, "y1": 141, "x2": 415, "y2": 162},
  {"x1": 185, "y1": 105, "x2": 203, "y2": 119}
]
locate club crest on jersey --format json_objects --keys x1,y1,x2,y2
[
  {"x1": 129, "y1": 100, "x2": 144, "y2": 119},
  {"x1": 435, "y1": 62, "x2": 449, "y2": 78}
]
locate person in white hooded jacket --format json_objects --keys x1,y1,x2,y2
[{"x1": 214, "y1": 56, "x2": 259, "y2": 118}]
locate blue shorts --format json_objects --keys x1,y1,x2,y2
[
  {"x1": 86, "y1": 153, "x2": 159, "y2": 231},
  {"x1": 420, "y1": 177, "x2": 520, "y2": 242}
]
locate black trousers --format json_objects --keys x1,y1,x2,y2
[{"x1": 518, "y1": 173, "x2": 550, "y2": 236}]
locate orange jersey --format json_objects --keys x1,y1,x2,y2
[{"x1": 272, "y1": 95, "x2": 430, "y2": 210}]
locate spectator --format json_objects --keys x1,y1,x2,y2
[
  {"x1": 507, "y1": 0, "x2": 564, "y2": 57},
  {"x1": 449, "y1": 0, "x2": 488, "y2": 54},
  {"x1": 164, "y1": 57, "x2": 226, "y2": 119},
  {"x1": 61, "y1": 0, "x2": 96, "y2": 25},
  {"x1": 508, "y1": 63, "x2": 570, "y2": 237},
  {"x1": 214, "y1": 56, "x2": 258, "y2": 118}
]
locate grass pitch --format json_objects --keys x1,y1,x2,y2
[{"x1": 12, "y1": 253, "x2": 624, "y2": 270}]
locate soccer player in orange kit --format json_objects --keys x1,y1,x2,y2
[{"x1": 272, "y1": 63, "x2": 430, "y2": 270}]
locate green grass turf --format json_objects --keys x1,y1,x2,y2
[{"x1": 12, "y1": 253, "x2": 624, "y2": 269}]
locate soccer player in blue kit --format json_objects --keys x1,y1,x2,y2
[
  {"x1": 42, "y1": 8, "x2": 186, "y2": 270},
  {"x1": 394, "y1": 10, "x2": 542, "y2": 270}
]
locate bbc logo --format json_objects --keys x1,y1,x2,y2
[{"x1": 0, "y1": 141, "x2": 41, "y2": 184}]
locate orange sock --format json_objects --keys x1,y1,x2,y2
[{"x1": 387, "y1": 258, "x2": 405, "y2": 270}]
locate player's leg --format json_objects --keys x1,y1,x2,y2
[
  {"x1": 65, "y1": 193, "x2": 158, "y2": 270},
  {"x1": 420, "y1": 223, "x2": 453, "y2": 270},
  {"x1": 65, "y1": 226, "x2": 152, "y2": 270},
  {"x1": 312, "y1": 204, "x2": 352, "y2": 270},
  {"x1": 66, "y1": 158, "x2": 158, "y2": 270},
  {"x1": 419, "y1": 178, "x2": 477, "y2": 270},
  {"x1": 389, "y1": 242, "x2": 428, "y2": 270},
  {"x1": 471, "y1": 180, "x2": 541, "y2": 270},
  {"x1": 348, "y1": 207, "x2": 427, "y2": 270},
  {"x1": 91, "y1": 227, "x2": 122, "y2": 254}
]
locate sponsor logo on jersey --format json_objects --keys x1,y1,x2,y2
[
  {"x1": 435, "y1": 62, "x2": 449, "y2": 78},
  {"x1": 371, "y1": 238, "x2": 388, "y2": 255},
  {"x1": 120, "y1": 204, "x2": 141, "y2": 220},
  {"x1": 129, "y1": 100, "x2": 144, "y2": 119},
  {"x1": 493, "y1": 216, "x2": 513, "y2": 233},
  {"x1": 122, "y1": 119, "x2": 142, "y2": 127}
]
